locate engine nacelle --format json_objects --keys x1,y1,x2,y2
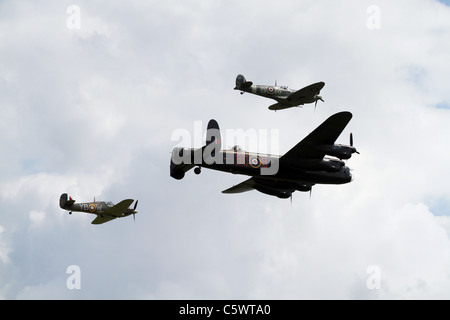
[
  {"x1": 254, "y1": 185, "x2": 293, "y2": 199},
  {"x1": 314, "y1": 145, "x2": 358, "y2": 160},
  {"x1": 296, "y1": 184, "x2": 312, "y2": 192},
  {"x1": 318, "y1": 158, "x2": 345, "y2": 172}
]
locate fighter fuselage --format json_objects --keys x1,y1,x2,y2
[{"x1": 240, "y1": 84, "x2": 296, "y2": 101}]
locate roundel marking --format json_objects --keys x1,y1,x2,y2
[
  {"x1": 88, "y1": 204, "x2": 97, "y2": 213},
  {"x1": 267, "y1": 86, "x2": 275, "y2": 94},
  {"x1": 249, "y1": 156, "x2": 261, "y2": 168}
]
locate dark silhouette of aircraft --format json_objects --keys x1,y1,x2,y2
[
  {"x1": 59, "y1": 193, "x2": 138, "y2": 224},
  {"x1": 170, "y1": 111, "x2": 358, "y2": 199},
  {"x1": 234, "y1": 74, "x2": 325, "y2": 111}
]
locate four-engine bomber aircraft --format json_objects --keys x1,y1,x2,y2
[
  {"x1": 59, "y1": 193, "x2": 138, "y2": 225},
  {"x1": 234, "y1": 74, "x2": 325, "y2": 111},
  {"x1": 170, "y1": 111, "x2": 358, "y2": 199}
]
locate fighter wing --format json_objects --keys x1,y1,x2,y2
[
  {"x1": 104, "y1": 199, "x2": 134, "y2": 216},
  {"x1": 91, "y1": 215, "x2": 116, "y2": 225},
  {"x1": 268, "y1": 102, "x2": 297, "y2": 111},
  {"x1": 222, "y1": 178, "x2": 256, "y2": 194},
  {"x1": 281, "y1": 111, "x2": 352, "y2": 161},
  {"x1": 286, "y1": 82, "x2": 325, "y2": 105}
]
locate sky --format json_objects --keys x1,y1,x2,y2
[{"x1": 1, "y1": 0, "x2": 450, "y2": 299}]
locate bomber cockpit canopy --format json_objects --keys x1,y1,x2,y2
[{"x1": 230, "y1": 145, "x2": 243, "y2": 152}]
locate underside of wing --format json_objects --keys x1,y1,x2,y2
[
  {"x1": 104, "y1": 199, "x2": 134, "y2": 216},
  {"x1": 222, "y1": 178, "x2": 256, "y2": 194},
  {"x1": 286, "y1": 82, "x2": 325, "y2": 104},
  {"x1": 91, "y1": 215, "x2": 117, "y2": 225},
  {"x1": 268, "y1": 102, "x2": 296, "y2": 111},
  {"x1": 223, "y1": 177, "x2": 313, "y2": 199},
  {"x1": 281, "y1": 111, "x2": 352, "y2": 161}
]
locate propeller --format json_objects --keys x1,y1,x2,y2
[
  {"x1": 133, "y1": 200, "x2": 138, "y2": 221},
  {"x1": 350, "y1": 133, "x2": 360, "y2": 154},
  {"x1": 314, "y1": 95, "x2": 324, "y2": 111}
]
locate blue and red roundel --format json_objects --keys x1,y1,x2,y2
[
  {"x1": 267, "y1": 86, "x2": 275, "y2": 94},
  {"x1": 249, "y1": 156, "x2": 261, "y2": 168}
]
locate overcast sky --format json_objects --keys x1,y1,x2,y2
[{"x1": 1, "y1": 0, "x2": 450, "y2": 299}]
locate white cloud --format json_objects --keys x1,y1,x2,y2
[
  {"x1": 28, "y1": 211, "x2": 46, "y2": 229},
  {"x1": 1, "y1": 0, "x2": 450, "y2": 299},
  {"x1": 0, "y1": 226, "x2": 10, "y2": 265}
]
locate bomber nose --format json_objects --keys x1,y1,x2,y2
[{"x1": 343, "y1": 167, "x2": 353, "y2": 182}]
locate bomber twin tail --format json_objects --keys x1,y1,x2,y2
[{"x1": 170, "y1": 111, "x2": 358, "y2": 199}]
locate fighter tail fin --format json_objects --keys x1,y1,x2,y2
[
  {"x1": 59, "y1": 193, "x2": 75, "y2": 209},
  {"x1": 234, "y1": 74, "x2": 253, "y2": 91}
]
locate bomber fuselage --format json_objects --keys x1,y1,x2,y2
[{"x1": 170, "y1": 147, "x2": 352, "y2": 186}]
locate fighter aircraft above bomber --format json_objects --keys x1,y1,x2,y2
[
  {"x1": 170, "y1": 112, "x2": 358, "y2": 199},
  {"x1": 234, "y1": 74, "x2": 325, "y2": 111},
  {"x1": 59, "y1": 193, "x2": 138, "y2": 225}
]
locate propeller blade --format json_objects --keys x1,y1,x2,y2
[
  {"x1": 132, "y1": 200, "x2": 138, "y2": 222},
  {"x1": 350, "y1": 133, "x2": 360, "y2": 154},
  {"x1": 313, "y1": 95, "x2": 323, "y2": 111}
]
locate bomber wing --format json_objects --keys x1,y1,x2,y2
[
  {"x1": 222, "y1": 178, "x2": 256, "y2": 194},
  {"x1": 222, "y1": 177, "x2": 312, "y2": 198},
  {"x1": 285, "y1": 82, "x2": 325, "y2": 105},
  {"x1": 281, "y1": 111, "x2": 352, "y2": 162}
]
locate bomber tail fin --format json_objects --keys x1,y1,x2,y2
[
  {"x1": 170, "y1": 119, "x2": 222, "y2": 180},
  {"x1": 234, "y1": 74, "x2": 253, "y2": 91},
  {"x1": 206, "y1": 119, "x2": 221, "y2": 150}
]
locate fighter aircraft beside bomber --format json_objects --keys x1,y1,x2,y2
[
  {"x1": 170, "y1": 111, "x2": 358, "y2": 199},
  {"x1": 59, "y1": 193, "x2": 138, "y2": 224},
  {"x1": 234, "y1": 74, "x2": 325, "y2": 111}
]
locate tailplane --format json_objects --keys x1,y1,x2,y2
[
  {"x1": 234, "y1": 74, "x2": 253, "y2": 91},
  {"x1": 170, "y1": 119, "x2": 222, "y2": 179},
  {"x1": 59, "y1": 193, "x2": 75, "y2": 209}
]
